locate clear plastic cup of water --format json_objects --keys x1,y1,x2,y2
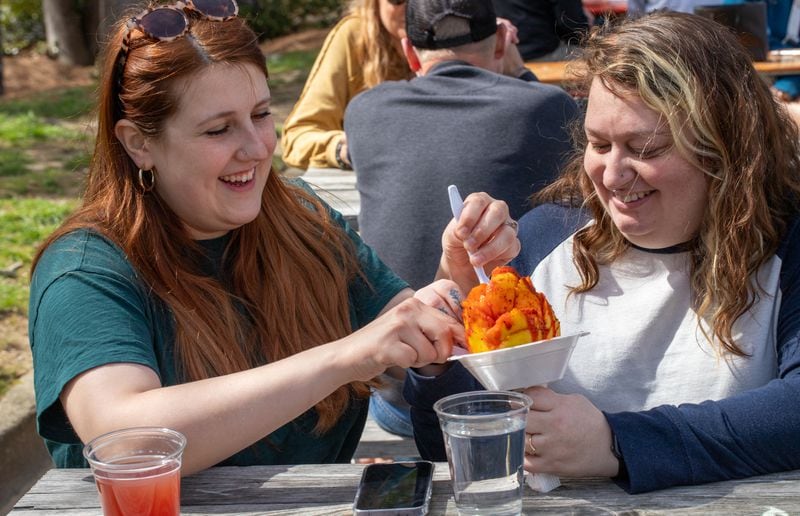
[{"x1": 434, "y1": 391, "x2": 532, "y2": 516}]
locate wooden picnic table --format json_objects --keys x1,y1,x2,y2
[
  {"x1": 12, "y1": 463, "x2": 800, "y2": 514},
  {"x1": 526, "y1": 59, "x2": 800, "y2": 85}
]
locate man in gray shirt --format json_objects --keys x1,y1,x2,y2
[{"x1": 345, "y1": 0, "x2": 579, "y2": 290}]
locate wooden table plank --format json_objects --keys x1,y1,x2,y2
[
  {"x1": 525, "y1": 59, "x2": 800, "y2": 85},
  {"x1": 13, "y1": 463, "x2": 800, "y2": 514},
  {"x1": 294, "y1": 168, "x2": 360, "y2": 230}
]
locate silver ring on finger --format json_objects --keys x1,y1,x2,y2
[
  {"x1": 504, "y1": 219, "x2": 519, "y2": 234},
  {"x1": 525, "y1": 433, "x2": 537, "y2": 455}
]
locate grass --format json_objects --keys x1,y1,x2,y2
[
  {"x1": 267, "y1": 49, "x2": 318, "y2": 82},
  {"x1": 0, "y1": 198, "x2": 78, "y2": 312},
  {"x1": 0, "y1": 86, "x2": 96, "y2": 119},
  {"x1": 0, "y1": 47, "x2": 318, "y2": 396},
  {"x1": 0, "y1": 83, "x2": 94, "y2": 325},
  {"x1": 0, "y1": 85, "x2": 94, "y2": 200}
]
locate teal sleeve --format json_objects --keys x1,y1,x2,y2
[{"x1": 29, "y1": 231, "x2": 161, "y2": 444}]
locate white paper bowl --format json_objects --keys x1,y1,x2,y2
[{"x1": 447, "y1": 332, "x2": 588, "y2": 391}]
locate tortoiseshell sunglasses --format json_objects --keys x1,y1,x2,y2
[{"x1": 117, "y1": 0, "x2": 238, "y2": 72}]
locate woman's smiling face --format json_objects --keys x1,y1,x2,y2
[
  {"x1": 144, "y1": 62, "x2": 276, "y2": 240},
  {"x1": 583, "y1": 77, "x2": 709, "y2": 249}
]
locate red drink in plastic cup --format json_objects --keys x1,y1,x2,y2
[{"x1": 83, "y1": 427, "x2": 186, "y2": 516}]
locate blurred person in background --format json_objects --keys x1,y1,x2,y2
[
  {"x1": 493, "y1": 0, "x2": 591, "y2": 61},
  {"x1": 280, "y1": 0, "x2": 413, "y2": 171},
  {"x1": 281, "y1": 0, "x2": 533, "y2": 172}
]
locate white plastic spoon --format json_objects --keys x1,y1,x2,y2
[{"x1": 448, "y1": 184, "x2": 491, "y2": 284}]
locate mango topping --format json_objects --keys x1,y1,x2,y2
[{"x1": 462, "y1": 266, "x2": 560, "y2": 354}]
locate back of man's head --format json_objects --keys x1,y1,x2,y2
[{"x1": 406, "y1": 0, "x2": 497, "y2": 50}]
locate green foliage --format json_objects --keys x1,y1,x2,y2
[
  {"x1": 240, "y1": 0, "x2": 346, "y2": 40},
  {"x1": 0, "y1": 1, "x2": 346, "y2": 55},
  {"x1": 0, "y1": 0, "x2": 44, "y2": 55},
  {"x1": 0, "y1": 148, "x2": 30, "y2": 177}
]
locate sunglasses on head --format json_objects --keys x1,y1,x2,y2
[{"x1": 118, "y1": 0, "x2": 238, "y2": 71}]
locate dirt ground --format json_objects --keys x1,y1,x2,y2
[{"x1": 0, "y1": 28, "x2": 328, "y2": 391}]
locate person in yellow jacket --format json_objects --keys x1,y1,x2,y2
[{"x1": 281, "y1": 0, "x2": 412, "y2": 171}]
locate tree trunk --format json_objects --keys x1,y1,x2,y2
[
  {"x1": 42, "y1": 0, "x2": 93, "y2": 65},
  {"x1": 84, "y1": 0, "x2": 103, "y2": 57},
  {"x1": 0, "y1": 13, "x2": 4, "y2": 97}
]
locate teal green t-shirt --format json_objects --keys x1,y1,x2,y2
[{"x1": 28, "y1": 185, "x2": 408, "y2": 468}]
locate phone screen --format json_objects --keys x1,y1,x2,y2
[{"x1": 354, "y1": 461, "x2": 434, "y2": 511}]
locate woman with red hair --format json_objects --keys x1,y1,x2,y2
[{"x1": 28, "y1": 0, "x2": 519, "y2": 473}]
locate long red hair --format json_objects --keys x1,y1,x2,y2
[{"x1": 33, "y1": 9, "x2": 370, "y2": 432}]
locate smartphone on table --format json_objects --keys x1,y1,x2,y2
[{"x1": 353, "y1": 460, "x2": 435, "y2": 515}]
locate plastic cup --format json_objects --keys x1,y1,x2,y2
[
  {"x1": 434, "y1": 391, "x2": 532, "y2": 516},
  {"x1": 83, "y1": 427, "x2": 186, "y2": 516}
]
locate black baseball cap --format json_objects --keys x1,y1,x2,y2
[{"x1": 406, "y1": 0, "x2": 498, "y2": 50}]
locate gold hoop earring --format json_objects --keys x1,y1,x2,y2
[{"x1": 138, "y1": 168, "x2": 155, "y2": 193}]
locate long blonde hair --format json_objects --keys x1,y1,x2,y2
[
  {"x1": 536, "y1": 12, "x2": 800, "y2": 357},
  {"x1": 348, "y1": 0, "x2": 412, "y2": 87},
  {"x1": 33, "y1": 10, "x2": 370, "y2": 432}
]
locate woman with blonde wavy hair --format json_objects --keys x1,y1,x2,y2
[
  {"x1": 407, "y1": 11, "x2": 800, "y2": 492},
  {"x1": 28, "y1": 0, "x2": 519, "y2": 472}
]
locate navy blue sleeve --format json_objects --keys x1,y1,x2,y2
[
  {"x1": 511, "y1": 203, "x2": 589, "y2": 276},
  {"x1": 519, "y1": 70, "x2": 539, "y2": 82},
  {"x1": 403, "y1": 363, "x2": 484, "y2": 460},
  {"x1": 606, "y1": 217, "x2": 800, "y2": 493}
]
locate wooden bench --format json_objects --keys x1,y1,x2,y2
[
  {"x1": 287, "y1": 167, "x2": 360, "y2": 230},
  {"x1": 525, "y1": 59, "x2": 800, "y2": 86},
  {"x1": 352, "y1": 417, "x2": 420, "y2": 462}
]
